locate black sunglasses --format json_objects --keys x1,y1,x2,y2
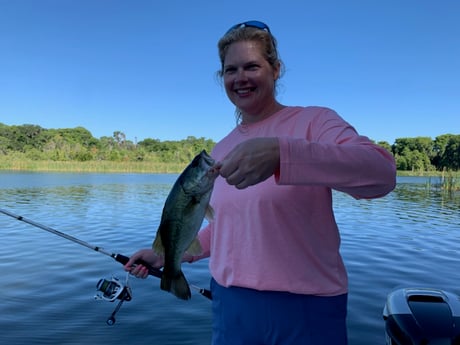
[{"x1": 225, "y1": 20, "x2": 271, "y2": 35}]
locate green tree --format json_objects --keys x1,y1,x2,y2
[
  {"x1": 392, "y1": 137, "x2": 435, "y2": 171},
  {"x1": 377, "y1": 141, "x2": 392, "y2": 153},
  {"x1": 138, "y1": 138, "x2": 162, "y2": 152},
  {"x1": 1, "y1": 124, "x2": 45, "y2": 151},
  {"x1": 0, "y1": 135, "x2": 10, "y2": 154},
  {"x1": 113, "y1": 131, "x2": 126, "y2": 147},
  {"x1": 439, "y1": 135, "x2": 460, "y2": 170}
]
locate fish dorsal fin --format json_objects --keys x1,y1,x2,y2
[
  {"x1": 205, "y1": 205, "x2": 215, "y2": 221},
  {"x1": 185, "y1": 237, "x2": 202, "y2": 256},
  {"x1": 152, "y1": 231, "x2": 165, "y2": 255}
]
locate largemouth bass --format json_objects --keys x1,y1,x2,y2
[{"x1": 152, "y1": 150, "x2": 218, "y2": 300}]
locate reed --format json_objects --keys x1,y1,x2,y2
[
  {"x1": 0, "y1": 159, "x2": 186, "y2": 174},
  {"x1": 425, "y1": 170, "x2": 460, "y2": 194},
  {"x1": 439, "y1": 170, "x2": 460, "y2": 193}
]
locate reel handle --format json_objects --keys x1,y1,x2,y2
[{"x1": 114, "y1": 254, "x2": 163, "y2": 279}]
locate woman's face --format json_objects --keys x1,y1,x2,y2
[{"x1": 222, "y1": 40, "x2": 280, "y2": 123}]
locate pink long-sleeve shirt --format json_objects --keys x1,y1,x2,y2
[{"x1": 194, "y1": 106, "x2": 396, "y2": 296}]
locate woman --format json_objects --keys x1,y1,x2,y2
[{"x1": 125, "y1": 20, "x2": 396, "y2": 345}]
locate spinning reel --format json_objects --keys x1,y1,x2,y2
[{"x1": 95, "y1": 273, "x2": 132, "y2": 325}]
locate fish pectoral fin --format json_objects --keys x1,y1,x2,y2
[
  {"x1": 152, "y1": 232, "x2": 165, "y2": 255},
  {"x1": 185, "y1": 237, "x2": 202, "y2": 256},
  {"x1": 204, "y1": 204, "x2": 215, "y2": 221}
]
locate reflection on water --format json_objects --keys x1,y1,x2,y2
[
  {"x1": 0, "y1": 173, "x2": 459, "y2": 345},
  {"x1": 337, "y1": 177, "x2": 460, "y2": 344}
]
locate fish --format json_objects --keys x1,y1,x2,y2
[{"x1": 152, "y1": 150, "x2": 218, "y2": 300}]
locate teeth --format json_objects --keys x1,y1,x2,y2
[{"x1": 236, "y1": 88, "x2": 251, "y2": 94}]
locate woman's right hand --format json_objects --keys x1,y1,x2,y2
[{"x1": 123, "y1": 248, "x2": 164, "y2": 279}]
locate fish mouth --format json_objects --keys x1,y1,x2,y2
[
  {"x1": 200, "y1": 150, "x2": 215, "y2": 167},
  {"x1": 207, "y1": 166, "x2": 220, "y2": 177}
]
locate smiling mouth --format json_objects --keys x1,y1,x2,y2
[{"x1": 235, "y1": 87, "x2": 255, "y2": 95}]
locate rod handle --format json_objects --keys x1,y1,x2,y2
[
  {"x1": 114, "y1": 254, "x2": 163, "y2": 279},
  {"x1": 199, "y1": 288, "x2": 213, "y2": 300},
  {"x1": 115, "y1": 253, "x2": 212, "y2": 300}
]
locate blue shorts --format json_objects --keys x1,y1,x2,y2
[{"x1": 210, "y1": 278, "x2": 348, "y2": 345}]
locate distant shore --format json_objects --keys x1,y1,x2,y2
[
  {"x1": 1, "y1": 160, "x2": 458, "y2": 193},
  {"x1": 0, "y1": 159, "x2": 458, "y2": 176}
]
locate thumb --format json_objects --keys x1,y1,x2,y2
[{"x1": 123, "y1": 253, "x2": 140, "y2": 270}]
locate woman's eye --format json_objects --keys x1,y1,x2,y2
[{"x1": 224, "y1": 67, "x2": 236, "y2": 74}]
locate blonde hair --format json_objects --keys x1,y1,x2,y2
[
  {"x1": 216, "y1": 26, "x2": 285, "y2": 123},
  {"x1": 217, "y1": 27, "x2": 283, "y2": 77}
]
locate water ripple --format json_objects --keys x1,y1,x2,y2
[{"x1": 1, "y1": 173, "x2": 459, "y2": 345}]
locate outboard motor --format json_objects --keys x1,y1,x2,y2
[{"x1": 383, "y1": 287, "x2": 460, "y2": 344}]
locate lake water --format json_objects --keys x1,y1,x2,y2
[{"x1": 0, "y1": 172, "x2": 459, "y2": 345}]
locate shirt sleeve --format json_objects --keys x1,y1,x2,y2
[
  {"x1": 187, "y1": 223, "x2": 212, "y2": 263},
  {"x1": 276, "y1": 108, "x2": 396, "y2": 199}
]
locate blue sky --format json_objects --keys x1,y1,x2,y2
[{"x1": 0, "y1": 0, "x2": 459, "y2": 145}]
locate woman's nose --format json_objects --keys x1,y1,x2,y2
[{"x1": 234, "y1": 68, "x2": 248, "y2": 82}]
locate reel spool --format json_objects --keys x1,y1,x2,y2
[{"x1": 95, "y1": 274, "x2": 132, "y2": 325}]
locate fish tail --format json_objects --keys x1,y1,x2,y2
[{"x1": 161, "y1": 270, "x2": 191, "y2": 300}]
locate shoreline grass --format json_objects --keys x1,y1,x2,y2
[
  {"x1": 0, "y1": 159, "x2": 459, "y2": 183},
  {"x1": 0, "y1": 159, "x2": 187, "y2": 174}
]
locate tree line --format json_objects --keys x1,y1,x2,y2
[
  {"x1": 0, "y1": 123, "x2": 459, "y2": 171},
  {"x1": 377, "y1": 135, "x2": 460, "y2": 172},
  {"x1": 0, "y1": 123, "x2": 214, "y2": 165}
]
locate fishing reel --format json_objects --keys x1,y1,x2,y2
[{"x1": 95, "y1": 274, "x2": 132, "y2": 325}]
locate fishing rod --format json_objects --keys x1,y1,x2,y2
[
  {"x1": 0, "y1": 207, "x2": 163, "y2": 276},
  {"x1": 0, "y1": 207, "x2": 212, "y2": 299}
]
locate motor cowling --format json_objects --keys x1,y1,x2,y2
[{"x1": 383, "y1": 287, "x2": 460, "y2": 345}]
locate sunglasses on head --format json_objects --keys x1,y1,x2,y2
[{"x1": 225, "y1": 20, "x2": 271, "y2": 35}]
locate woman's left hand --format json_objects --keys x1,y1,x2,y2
[{"x1": 217, "y1": 137, "x2": 280, "y2": 189}]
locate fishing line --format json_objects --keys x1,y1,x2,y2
[{"x1": 0, "y1": 207, "x2": 212, "y2": 301}]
